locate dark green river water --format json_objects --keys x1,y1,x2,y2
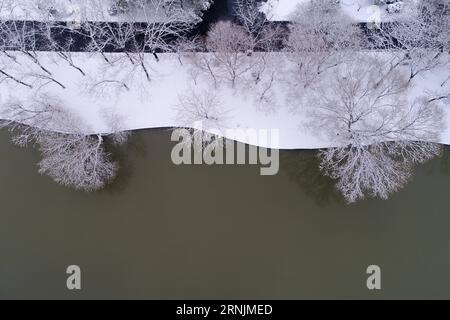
[{"x1": 0, "y1": 129, "x2": 449, "y2": 299}]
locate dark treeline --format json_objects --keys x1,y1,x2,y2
[
  {"x1": 0, "y1": 20, "x2": 192, "y2": 53},
  {"x1": 0, "y1": 19, "x2": 410, "y2": 54}
]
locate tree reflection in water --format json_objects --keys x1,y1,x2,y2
[{"x1": 279, "y1": 149, "x2": 344, "y2": 207}]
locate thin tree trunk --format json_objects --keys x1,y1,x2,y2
[
  {"x1": 23, "y1": 51, "x2": 52, "y2": 76},
  {"x1": 140, "y1": 62, "x2": 151, "y2": 82},
  {"x1": 0, "y1": 70, "x2": 33, "y2": 88}
]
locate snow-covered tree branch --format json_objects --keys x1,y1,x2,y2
[
  {"x1": 173, "y1": 88, "x2": 228, "y2": 148},
  {"x1": 285, "y1": 0, "x2": 364, "y2": 90},
  {"x1": 0, "y1": 94, "x2": 128, "y2": 191},
  {"x1": 306, "y1": 55, "x2": 445, "y2": 202},
  {"x1": 371, "y1": 0, "x2": 450, "y2": 83}
]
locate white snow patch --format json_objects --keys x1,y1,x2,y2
[
  {"x1": 260, "y1": 0, "x2": 309, "y2": 21},
  {"x1": 261, "y1": 0, "x2": 421, "y2": 22},
  {"x1": 340, "y1": 0, "x2": 419, "y2": 22},
  {"x1": 0, "y1": 51, "x2": 448, "y2": 149}
]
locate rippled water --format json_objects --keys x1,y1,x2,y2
[{"x1": 0, "y1": 129, "x2": 449, "y2": 299}]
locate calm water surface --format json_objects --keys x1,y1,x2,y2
[{"x1": 0, "y1": 129, "x2": 449, "y2": 299}]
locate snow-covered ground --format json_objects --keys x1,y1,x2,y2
[
  {"x1": 0, "y1": 51, "x2": 448, "y2": 149},
  {"x1": 340, "y1": 0, "x2": 421, "y2": 22},
  {"x1": 260, "y1": 0, "x2": 308, "y2": 21},
  {"x1": 261, "y1": 0, "x2": 421, "y2": 22}
]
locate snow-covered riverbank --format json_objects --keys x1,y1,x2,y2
[{"x1": 0, "y1": 51, "x2": 448, "y2": 149}]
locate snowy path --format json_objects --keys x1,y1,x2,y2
[{"x1": 0, "y1": 51, "x2": 448, "y2": 150}]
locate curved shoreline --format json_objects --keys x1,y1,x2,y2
[{"x1": 1, "y1": 51, "x2": 449, "y2": 150}]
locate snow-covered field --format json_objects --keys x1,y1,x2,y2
[
  {"x1": 260, "y1": 0, "x2": 308, "y2": 21},
  {"x1": 0, "y1": 51, "x2": 448, "y2": 149},
  {"x1": 340, "y1": 0, "x2": 422, "y2": 22},
  {"x1": 262, "y1": 0, "x2": 421, "y2": 22}
]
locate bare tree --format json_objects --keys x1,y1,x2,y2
[
  {"x1": 372, "y1": 0, "x2": 450, "y2": 83},
  {"x1": 0, "y1": 94, "x2": 61, "y2": 146},
  {"x1": 306, "y1": 55, "x2": 445, "y2": 202},
  {"x1": 0, "y1": 15, "x2": 71, "y2": 89},
  {"x1": 0, "y1": 52, "x2": 68, "y2": 93},
  {"x1": 0, "y1": 0, "x2": 206, "y2": 90},
  {"x1": 172, "y1": 35, "x2": 202, "y2": 66},
  {"x1": 0, "y1": 95, "x2": 124, "y2": 191},
  {"x1": 43, "y1": 24, "x2": 87, "y2": 76},
  {"x1": 79, "y1": 21, "x2": 114, "y2": 64},
  {"x1": 37, "y1": 131, "x2": 118, "y2": 191},
  {"x1": 191, "y1": 21, "x2": 262, "y2": 88},
  {"x1": 173, "y1": 89, "x2": 228, "y2": 148},
  {"x1": 80, "y1": 0, "x2": 201, "y2": 83},
  {"x1": 286, "y1": 0, "x2": 363, "y2": 89},
  {"x1": 319, "y1": 141, "x2": 442, "y2": 203},
  {"x1": 234, "y1": 0, "x2": 282, "y2": 51},
  {"x1": 83, "y1": 70, "x2": 131, "y2": 101},
  {"x1": 101, "y1": 108, "x2": 132, "y2": 146},
  {"x1": 0, "y1": 20, "x2": 53, "y2": 75}
]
